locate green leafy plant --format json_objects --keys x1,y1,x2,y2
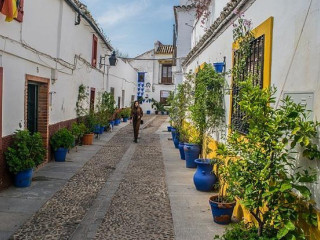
[
  {"x1": 76, "y1": 84, "x2": 88, "y2": 118},
  {"x1": 189, "y1": 63, "x2": 225, "y2": 157},
  {"x1": 168, "y1": 80, "x2": 193, "y2": 140},
  {"x1": 151, "y1": 99, "x2": 165, "y2": 112},
  {"x1": 5, "y1": 130, "x2": 46, "y2": 174},
  {"x1": 84, "y1": 113, "x2": 98, "y2": 133},
  {"x1": 96, "y1": 92, "x2": 116, "y2": 124},
  {"x1": 50, "y1": 128, "x2": 74, "y2": 151},
  {"x1": 214, "y1": 223, "x2": 277, "y2": 240},
  {"x1": 121, "y1": 108, "x2": 131, "y2": 118},
  {"x1": 71, "y1": 122, "x2": 87, "y2": 144},
  {"x1": 218, "y1": 80, "x2": 320, "y2": 239}
]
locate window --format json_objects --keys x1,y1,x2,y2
[
  {"x1": 131, "y1": 95, "x2": 135, "y2": 103},
  {"x1": 110, "y1": 87, "x2": 115, "y2": 99},
  {"x1": 27, "y1": 83, "x2": 39, "y2": 134},
  {"x1": 92, "y1": 35, "x2": 98, "y2": 67},
  {"x1": 161, "y1": 65, "x2": 172, "y2": 84},
  {"x1": 231, "y1": 35, "x2": 265, "y2": 134},
  {"x1": 160, "y1": 90, "x2": 171, "y2": 105},
  {"x1": 138, "y1": 72, "x2": 145, "y2": 82},
  {"x1": 117, "y1": 97, "x2": 121, "y2": 109},
  {"x1": 15, "y1": 0, "x2": 24, "y2": 22}
]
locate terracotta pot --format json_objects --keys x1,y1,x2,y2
[{"x1": 82, "y1": 133, "x2": 94, "y2": 145}]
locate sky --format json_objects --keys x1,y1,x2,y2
[{"x1": 81, "y1": 0, "x2": 180, "y2": 57}]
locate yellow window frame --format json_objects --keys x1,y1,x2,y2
[{"x1": 229, "y1": 16, "x2": 274, "y2": 128}]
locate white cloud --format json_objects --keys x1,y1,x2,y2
[{"x1": 97, "y1": 0, "x2": 150, "y2": 27}]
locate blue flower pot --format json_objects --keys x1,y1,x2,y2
[
  {"x1": 93, "y1": 124, "x2": 101, "y2": 134},
  {"x1": 184, "y1": 143, "x2": 200, "y2": 168},
  {"x1": 167, "y1": 126, "x2": 172, "y2": 132},
  {"x1": 209, "y1": 195, "x2": 235, "y2": 225},
  {"x1": 114, "y1": 119, "x2": 121, "y2": 126},
  {"x1": 193, "y1": 159, "x2": 217, "y2": 191},
  {"x1": 100, "y1": 126, "x2": 105, "y2": 134},
  {"x1": 171, "y1": 128, "x2": 176, "y2": 140},
  {"x1": 213, "y1": 62, "x2": 225, "y2": 73},
  {"x1": 178, "y1": 142, "x2": 185, "y2": 160},
  {"x1": 161, "y1": 111, "x2": 165, "y2": 115},
  {"x1": 54, "y1": 147, "x2": 68, "y2": 162},
  {"x1": 109, "y1": 120, "x2": 115, "y2": 127},
  {"x1": 123, "y1": 117, "x2": 128, "y2": 122},
  {"x1": 173, "y1": 136, "x2": 179, "y2": 149},
  {"x1": 14, "y1": 169, "x2": 33, "y2": 188},
  {"x1": 146, "y1": 110, "x2": 151, "y2": 115}
]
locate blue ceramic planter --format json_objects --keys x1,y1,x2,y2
[
  {"x1": 167, "y1": 126, "x2": 172, "y2": 132},
  {"x1": 178, "y1": 142, "x2": 185, "y2": 160},
  {"x1": 184, "y1": 143, "x2": 200, "y2": 168},
  {"x1": 14, "y1": 169, "x2": 33, "y2": 188},
  {"x1": 173, "y1": 136, "x2": 179, "y2": 149},
  {"x1": 54, "y1": 148, "x2": 68, "y2": 162},
  {"x1": 193, "y1": 159, "x2": 216, "y2": 191},
  {"x1": 146, "y1": 110, "x2": 151, "y2": 115},
  {"x1": 171, "y1": 128, "x2": 176, "y2": 140},
  {"x1": 123, "y1": 117, "x2": 128, "y2": 122},
  {"x1": 93, "y1": 124, "x2": 101, "y2": 134},
  {"x1": 114, "y1": 119, "x2": 121, "y2": 125},
  {"x1": 209, "y1": 195, "x2": 235, "y2": 225},
  {"x1": 100, "y1": 126, "x2": 105, "y2": 134},
  {"x1": 213, "y1": 62, "x2": 225, "y2": 73},
  {"x1": 109, "y1": 120, "x2": 115, "y2": 128}
]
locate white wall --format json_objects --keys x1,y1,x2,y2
[
  {"x1": 184, "y1": 0, "x2": 320, "y2": 206},
  {"x1": 0, "y1": 0, "x2": 138, "y2": 136}
]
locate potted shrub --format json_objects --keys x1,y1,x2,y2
[
  {"x1": 50, "y1": 128, "x2": 74, "y2": 162},
  {"x1": 190, "y1": 63, "x2": 225, "y2": 190},
  {"x1": 71, "y1": 122, "x2": 87, "y2": 145},
  {"x1": 151, "y1": 99, "x2": 165, "y2": 115},
  {"x1": 121, "y1": 108, "x2": 131, "y2": 122},
  {"x1": 82, "y1": 114, "x2": 96, "y2": 145},
  {"x1": 5, "y1": 130, "x2": 46, "y2": 187}
]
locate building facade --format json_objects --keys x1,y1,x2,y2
[
  {"x1": 181, "y1": 0, "x2": 320, "y2": 237},
  {"x1": 130, "y1": 41, "x2": 175, "y2": 113},
  {"x1": 0, "y1": 0, "x2": 137, "y2": 189}
]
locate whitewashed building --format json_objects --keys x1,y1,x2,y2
[
  {"x1": 0, "y1": 0, "x2": 137, "y2": 189},
  {"x1": 130, "y1": 41, "x2": 175, "y2": 113},
  {"x1": 173, "y1": 2, "x2": 196, "y2": 85},
  {"x1": 181, "y1": 0, "x2": 320, "y2": 230}
]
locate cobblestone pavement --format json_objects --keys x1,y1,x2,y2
[
  {"x1": 95, "y1": 116, "x2": 174, "y2": 240},
  {"x1": 11, "y1": 115, "x2": 174, "y2": 240}
]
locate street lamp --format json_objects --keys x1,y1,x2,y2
[{"x1": 109, "y1": 51, "x2": 118, "y2": 66}]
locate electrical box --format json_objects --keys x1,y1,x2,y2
[{"x1": 283, "y1": 92, "x2": 314, "y2": 120}]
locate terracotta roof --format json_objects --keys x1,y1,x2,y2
[
  {"x1": 156, "y1": 44, "x2": 174, "y2": 55},
  {"x1": 182, "y1": 0, "x2": 256, "y2": 67}
]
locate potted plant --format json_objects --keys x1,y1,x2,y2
[
  {"x1": 121, "y1": 108, "x2": 131, "y2": 122},
  {"x1": 114, "y1": 110, "x2": 121, "y2": 125},
  {"x1": 71, "y1": 122, "x2": 87, "y2": 145},
  {"x1": 50, "y1": 128, "x2": 74, "y2": 162},
  {"x1": 82, "y1": 113, "x2": 96, "y2": 145},
  {"x1": 151, "y1": 99, "x2": 165, "y2": 115},
  {"x1": 5, "y1": 130, "x2": 46, "y2": 187}
]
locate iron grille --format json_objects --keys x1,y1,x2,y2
[{"x1": 231, "y1": 35, "x2": 265, "y2": 134}]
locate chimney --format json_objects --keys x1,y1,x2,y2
[{"x1": 154, "y1": 41, "x2": 161, "y2": 52}]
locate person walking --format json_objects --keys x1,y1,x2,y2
[{"x1": 130, "y1": 101, "x2": 143, "y2": 143}]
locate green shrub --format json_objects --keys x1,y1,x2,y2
[
  {"x1": 71, "y1": 122, "x2": 87, "y2": 143},
  {"x1": 214, "y1": 223, "x2": 277, "y2": 240},
  {"x1": 50, "y1": 128, "x2": 74, "y2": 151},
  {"x1": 121, "y1": 108, "x2": 131, "y2": 118},
  {"x1": 5, "y1": 130, "x2": 46, "y2": 174}
]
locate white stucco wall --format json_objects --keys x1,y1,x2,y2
[
  {"x1": 184, "y1": 0, "x2": 320, "y2": 206},
  {"x1": 0, "y1": 0, "x2": 138, "y2": 137},
  {"x1": 130, "y1": 50, "x2": 175, "y2": 113}
]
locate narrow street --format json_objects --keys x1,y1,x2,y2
[{"x1": 0, "y1": 116, "x2": 220, "y2": 240}]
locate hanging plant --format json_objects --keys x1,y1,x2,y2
[{"x1": 191, "y1": 0, "x2": 212, "y2": 26}]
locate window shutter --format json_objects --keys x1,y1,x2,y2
[
  {"x1": 15, "y1": 0, "x2": 24, "y2": 23},
  {"x1": 92, "y1": 35, "x2": 98, "y2": 67}
]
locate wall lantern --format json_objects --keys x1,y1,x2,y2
[{"x1": 109, "y1": 51, "x2": 118, "y2": 66}]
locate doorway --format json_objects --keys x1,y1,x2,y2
[{"x1": 27, "y1": 83, "x2": 39, "y2": 134}]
